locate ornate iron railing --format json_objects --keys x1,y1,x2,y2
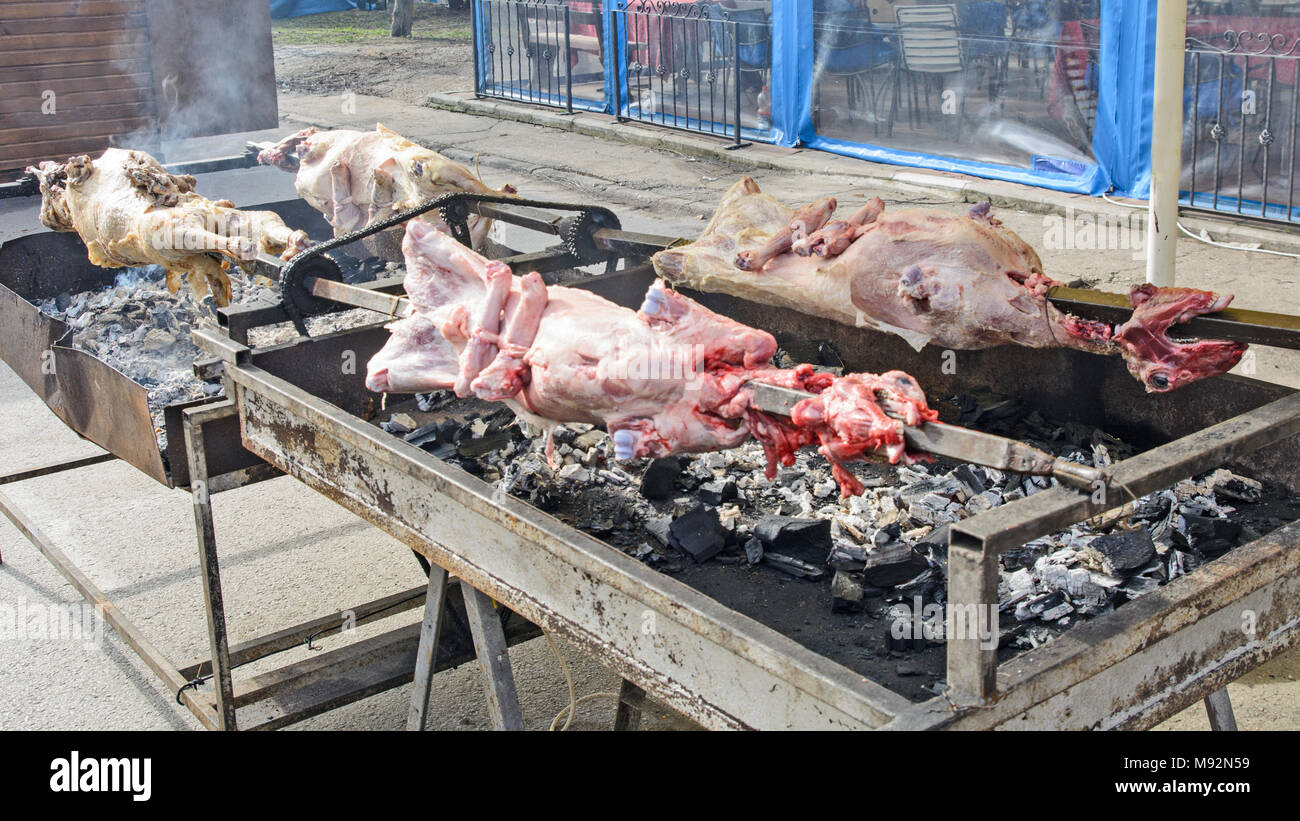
[
  {"x1": 474, "y1": 0, "x2": 607, "y2": 114},
  {"x1": 609, "y1": 1, "x2": 771, "y2": 146},
  {"x1": 1183, "y1": 29, "x2": 1300, "y2": 225}
]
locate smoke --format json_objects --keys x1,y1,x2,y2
[{"x1": 107, "y1": 0, "x2": 279, "y2": 162}]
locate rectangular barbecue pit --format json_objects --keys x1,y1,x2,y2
[{"x1": 4, "y1": 179, "x2": 1300, "y2": 730}]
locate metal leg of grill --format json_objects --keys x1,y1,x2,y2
[
  {"x1": 406, "y1": 564, "x2": 450, "y2": 731},
  {"x1": 462, "y1": 584, "x2": 525, "y2": 730},
  {"x1": 1204, "y1": 688, "x2": 1239, "y2": 731},
  {"x1": 183, "y1": 402, "x2": 239, "y2": 731}
]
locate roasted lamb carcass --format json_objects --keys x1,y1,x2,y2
[
  {"x1": 29, "y1": 148, "x2": 310, "y2": 306},
  {"x1": 654, "y1": 178, "x2": 1246, "y2": 392},
  {"x1": 365, "y1": 220, "x2": 941, "y2": 496},
  {"x1": 258, "y1": 124, "x2": 514, "y2": 254}
]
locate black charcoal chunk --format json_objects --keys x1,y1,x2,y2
[
  {"x1": 744, "y1": 536, "x2": 764, "y2": 566},
  {"x1": 754, "y1": 515, "x2": 832, "y2": 561},
  {"x1": 639, "y1": 457, "x2": 684, "y2": 500},
  {"x1": 762, "y1": 551, "x2": 826, "y2": 580},
  {"x1": 951, "y1": 464, "x2": 987, "y2": 497},
  {"x1": 698, "y1": 477, "x2": 739, "y2": 506},
  {"x1": 862, "y1": 543, "x2": 929, "y2": 588},
  {"x1": 1080, "y1": 527, "x2": 1156, "y2": 575},
  {"x1": 829, "y1": 541, "x2": 869, "y2": 571},
  {"x1": 668, "y1": 505, "x2": 725, "y2": 563},
  {"x1": 645, "y1": 516, "x2": 673, "y2": 548},
  {"x1": 1174, "y1": 514, "x2": 1241, "y2": 558},
  {"x1": 1206, "y1": 469, "x2": 1263, "y2": 503}
]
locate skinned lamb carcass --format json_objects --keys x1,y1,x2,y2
[
  {"x1": 653, "y1": 178, "x2": 1246, "y2": 392},
  {"x1": 365, "y1": 220, "x2": 942, "y2": 496},
  {"x1": 29, "y1": 149, "x2": 310, "y2": 306},
  {"x1": 258, "y1": 124, "x2": 514, "y2": 253}
]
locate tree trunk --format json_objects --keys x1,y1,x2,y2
[{"x1": 391, "y1": 0, "x2": 415, "y2": 37}]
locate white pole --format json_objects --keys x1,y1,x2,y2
[{"x1": 1145, "y1": 0, "x2": 1189, "y2": 287}]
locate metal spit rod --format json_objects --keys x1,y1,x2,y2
[{"x1": 747, "y1": 382, "x2": 1104, "y2": 490}]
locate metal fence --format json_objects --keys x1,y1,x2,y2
[
  {"x1": 1182, "y1": 29, "x2": 1300, "y2": 225},
  {"x1": 609, "y1": 2, "x2": 771, "y2": 146},
  {"x1": 474, "y1": 0, "x2": 608, "y2": 114}
]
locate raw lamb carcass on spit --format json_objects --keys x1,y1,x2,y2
[
  {"x1": 29, "y1": 148, "x2": 310, "y2": 306},
  {"x1": 258, "y1": 124, "x2": 514, "y2": 252},
  {"x1": 653, "y1": 178, "x2": 1246, "y2": 392},
  {"x1": 365, "y1": 220, "x2": 942, "y2": 496}
]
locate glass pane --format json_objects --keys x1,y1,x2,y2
[
  {"x1": 811, "y1": 0, "x2": 1101, "y2": 175},
  {"x1": 1180, "y1": 1, "x2": 1300, "y2": 223}
]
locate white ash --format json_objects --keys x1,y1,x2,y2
[{"x1": 36, "y1": 265, "x2": 276, "y2": 446}]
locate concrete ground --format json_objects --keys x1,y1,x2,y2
[{"x1": 2, "y1": 86, "x2": 1298, "y2": 730}]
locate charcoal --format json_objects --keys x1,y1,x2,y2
[
  {"x1": 816, "y1": 340, "x2": 845, "y2": 372},
  {"x1": 761, "y1": 552, "x2": 826, "y2": 580},
  {"x1": 743, "y1": 536, "x2": 764, "y2": 566},
  {"x1": 754, "y1": 515, "x2": 832, "y2": 561},
  {"x1": 1015, "y1": 591, "x2": 1068, "y2": 622},
  {"x1": 873, "y1": 522, "x2": 902, "y2": 545},
  {"x1": 668, "y1": 505, "x2": 725, "y2": 563},
  {"x1": 952, "y1": 392, "x2": 1025, "y2": 433},
  {"x1": 645, "y1": 516, "x2": 673, "y2": 548},
  {"x1": 403, "y1": 422, "x2": 442, "y2": 448},
  {"x1": 1174, "y1": 514, "x2": 1241, "y2": 557},
  {"x1": 1079, "y1": 527, "x2": 1155, "y2": 575},
  {"x1": 458, "y1": 427, "x2": 512, "y2": 458},
  {"x1": 1119, "y1": 574, "x2": 1164, "y2": 599},
  {"x1": 831, "y1": 571, "x2": 865, "y2": 613},
  {"x1": 951, "y1": 464, "x2": 987, "y2": 497},
  {"x1": 862, "y1": 543, "x2": 929, "y2": 588},
  {"x1": 897, "y1": 476, "x2": 963, "y2": 506},
  {"x1": 381, "y1": 418, "x2": 412, "y2": 436},
  {"x1": 698, "y1": 477, "x2": 739, "y2": 506},
  {"x1": 574, "y1": 430, "x2": 607, "y2": 451},
  {"x1": 557, "y1": 464, "x2": 591, "y2": 482},
  {"x1": 1205, "y1": 469, "x2": 1263, "y2": 503},
  {"x1": 828, "y1": 541, "x2": 869, "y2": 571},
  {"x1": 638, "y1": 457, "x2": 683, "y2": 500}
]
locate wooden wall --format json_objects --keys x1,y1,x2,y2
[{"x1": 0, "y1": 0, "x2": 278, "y2": 180}]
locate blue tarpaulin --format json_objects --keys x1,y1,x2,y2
[
  {"x1": 489, "y1": 1, "x2": 1163, "y2": 201},
  {"x1": 270, "y1": 1, "x2": 359, "y2": 19}
]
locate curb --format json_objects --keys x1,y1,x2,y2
[{"x1": 427, "y1": 91, "x2": 1300, "y2": 255}]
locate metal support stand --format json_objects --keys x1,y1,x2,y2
[
  {"x1": 0, "y1": 399, "x2": 530, "y2": 731},
  {"x1": 183, "y1": 402, "x2": 238, "y2": 730},
  {"x1": 462, "y1": 585, "x2": 525, "y2": 730},
  {"x1": 407, "y1": 565, "x2": 449, "y2": 731},
  {"x1": 1204, "y1": 688, "x2": 1239, "y2": 731},
  {"x1": 406, "y1": 568, "x2": 524, "y2": 731}
]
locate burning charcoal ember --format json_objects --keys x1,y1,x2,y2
[
  {"x1": 668, "y1": 505, "x2": 726, "y2": 563},
  {"x1": 699, "y1": 478, "x2": 740, "y2": 506},
  {"x1": 1205, "y1": 469, "x2": 1263, "y2": 503},
  {"x1": 762, "y1": 552, "x2": 827, "y2": 580},
  {"x1": 1079, "y1": 527, "x2": 1156, "y2": 576},
  {"x1": 862, "y1": 542, "x2": 929, "y2": 588},
  {"x1": 831, "y1": 571, "x2": 866, "y2": 613},
  {"x1": 639, "y1": 457, "x2": 684, "y2": 500},
  {"x1": 753, "y1": 515, "x2": 832, "y2": 560}
]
